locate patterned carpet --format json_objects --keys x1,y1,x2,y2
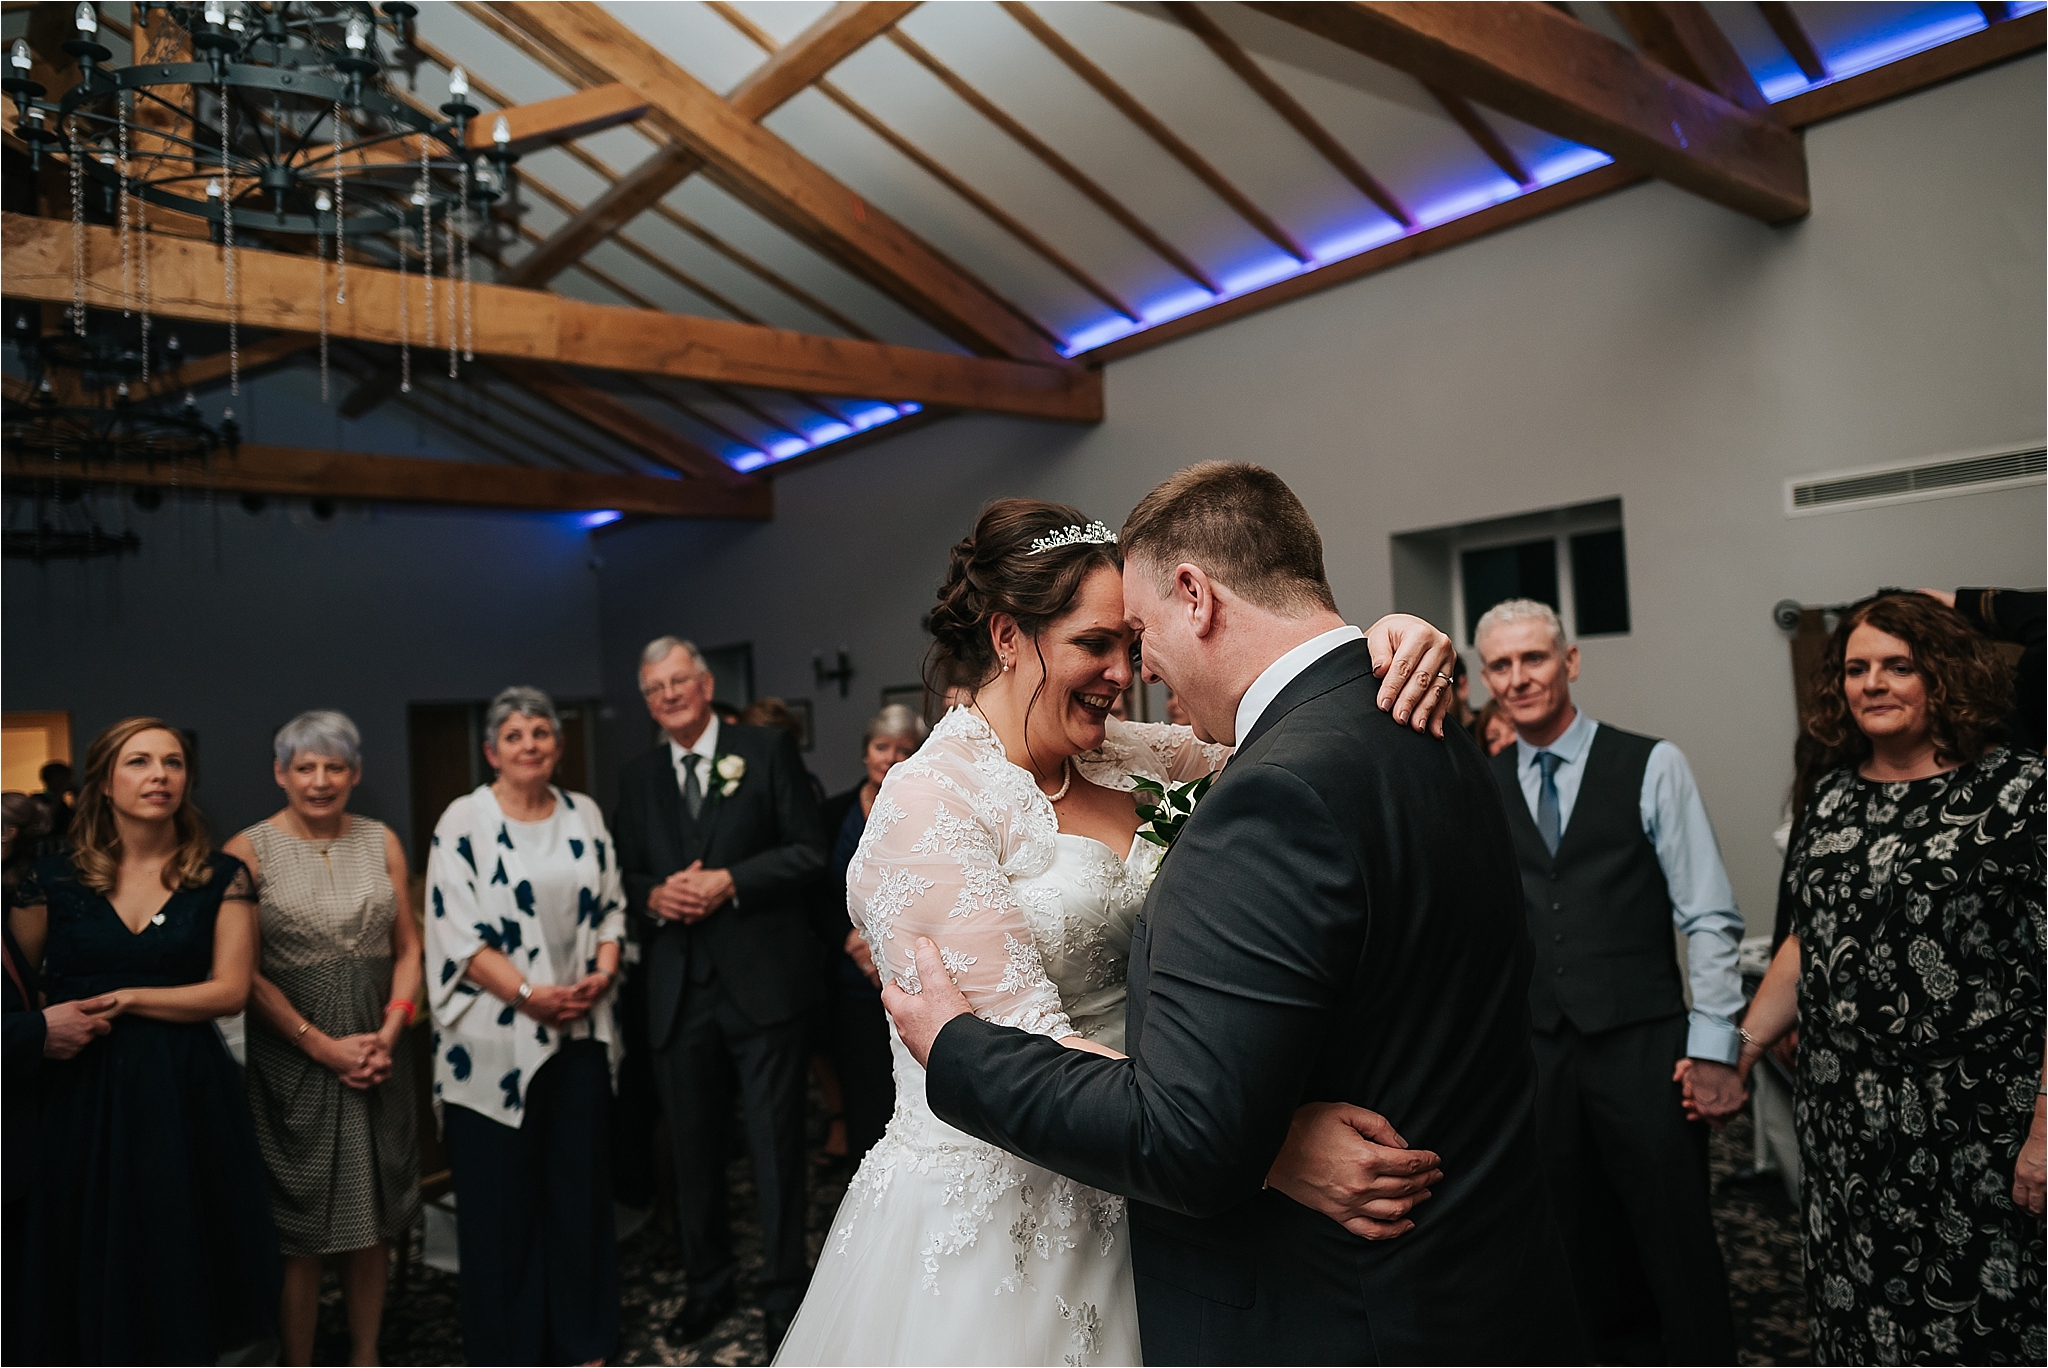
[{"x1": 321, "y1": 1111, "x2": 1810, "y2": 1365}]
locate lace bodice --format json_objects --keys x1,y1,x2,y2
[
  {"x1": 847, "y1": 708, "x2": 1226, "y2": 1042},
  {"x1": 824, "y1": 710, "x2": 1226, "y2": 1317}
]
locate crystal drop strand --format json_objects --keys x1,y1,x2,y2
[
  {"x1": 460, "y1": 166, "x2": 474, "y2": 362},
  {"x1": 316, "y1": 197, "x2": 330, "y2": 401},
  {"x1": 419, "y1": 135, "x2": 433, "y2": 353},
  {"x1": 220, "y1": 73, "x2": 238, "y2": 397},
  {"x1": 69, "y1": 117, "x2": 85, "y2": 334},
  {"x1": 118, "y1": 93, "x2": 131, "y2": 316},
  {"x1": 139, "y1": 204, "x2": 151, "y2": 389},
  {"x1": 332, "y1": 101, "x2": 347, "y2": 305},
  {"x1": 446, "y1": 197, "x2": 457, "y2": 378},
  {"x1": 398, "y1": 206, "x2": 411, "y2": 395}
]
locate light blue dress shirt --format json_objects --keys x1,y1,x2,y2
[{"x1": 1513, "y1": 709, "x2": 1746, "y2": 1065}]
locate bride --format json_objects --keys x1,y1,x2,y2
[{"x1": 777, "y1": 499, "x2": 1441, "y2": 1366}]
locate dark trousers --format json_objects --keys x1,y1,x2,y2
[
  {"x1": 444, "y1": 1041, "x2": 619, "y2": 1366},
  {"x1": 1531, "y1": 1016, "x2": 1736, "y2": 1365},
  {"x1": 829, "y1": 985, "x2": 895, "y2": 1164},
  {"x1": 654, "y1": 974, "x2": 809, "y2": 1317}
]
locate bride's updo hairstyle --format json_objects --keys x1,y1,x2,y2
[{"x1": 926, "y1": 498, "x2": 1123, "y2": 702}]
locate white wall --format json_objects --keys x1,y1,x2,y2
[
  {"x1": 3, "y1": 496, "x2": 604, "y2": 860},
  {"x1": 593, "y1": 56, "x2": 2047, "y2": 930}
]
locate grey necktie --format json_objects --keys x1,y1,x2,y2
[
  {"x1": 1536, "y1": 751, "x2": 1563, "y2": 855},
  {"x1": 680, "y1": 752, "x2": 704, "y2": 820}
]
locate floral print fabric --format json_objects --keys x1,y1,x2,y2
[{"x1": 1784, "y1": 747, "x2": 2045, "y2": 1364}]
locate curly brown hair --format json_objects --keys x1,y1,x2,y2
[
  {"x1": 1791, "y1": 593, "x2": 2014, "y2": 828},
  {"x1": 70, "y1": 717, "x2": 214, "y2": 897}
]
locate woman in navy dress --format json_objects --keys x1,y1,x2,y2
[{"x1": 9, "y1": 716, "x2": 281, "y2": 1365}]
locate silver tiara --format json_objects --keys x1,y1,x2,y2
[{"x1": 1027, "y1": 521, "x2": 1117, "y2": 556}]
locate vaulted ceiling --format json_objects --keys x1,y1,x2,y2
[{"x1": 3, "y1": 1, "x2": 2042, "y2": 521}]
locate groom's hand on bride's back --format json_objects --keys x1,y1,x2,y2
[
  {"x1": 1363, "y1": 615, "x2": 1459, "y2": 737},
  {"x1": 882, "y1": 937, "x2": 975, "y2": 1068},
  {"x1": 1265, "y1": 1101, "x2": 1444, "y2": 1241}
]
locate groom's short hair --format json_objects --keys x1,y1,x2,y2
[{"x1": 1121, "y1": 463, "x2": 1337, "y2": 616}]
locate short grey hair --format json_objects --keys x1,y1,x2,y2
[
  {"x1": 485, "y1": 686, "x2": 560, "y2": 744},
  {"x1": 1474, "y1": 598, "x2": 1568, "y2": 655},
  {"x1": 274, "y1": 710, "x2": 362, "y2": 769},
  {"x1": 863, "y1": 704, "x2": 929, "y2": 749},
  {"x1": 640, "y1": 635, "x2": 709, "y2": 674}
]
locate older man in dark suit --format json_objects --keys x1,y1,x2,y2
[
  {"x1": 889, "y1": 464, "x2": 1583, "y2": 1365},
  {"x1": 612, "y1": 636, "x2": 827, "y2": 1352}
]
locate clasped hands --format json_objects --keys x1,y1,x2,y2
[
  {"x1": 1675, "y1": 1057, "x2": 1749, "y2": 1127},
  {"x1": 885, "y1": 936, "x2": 1441, "y2": 1242},
  {"x1": 516, "y1": 971, "x2": 614, "y2": 1029},
  {"x1": 41, "y1": 994, "x2": 120, "y2": 1059},
  {"x1": 648, "y1": 859, "x2": 736, "y2": 924}
]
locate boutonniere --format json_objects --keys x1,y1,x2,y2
[
  {"x1": 715, "y1": 753, "x2": 746, "y2": 796},
  {"x1": 1132, "y1": 772, "x2": 1213, "y2": 850}
]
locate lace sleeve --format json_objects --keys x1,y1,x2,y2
[
  {"x1": 221, "y1": 864, "x2": 258, "y2": 903},
  {"x1": 848, "y1": 757, "x2": 1075, "y2": 1040},
  {"x1": 1117, "y1": 720, "x2": 1230, "y2": 784}
]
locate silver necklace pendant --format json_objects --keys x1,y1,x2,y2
[{"x1": 150, "y1": 913, "x2": 166, "y2": 926}]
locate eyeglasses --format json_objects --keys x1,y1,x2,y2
[{"x1": 641, "y1": 673, "x2": 704, "y2": 700}]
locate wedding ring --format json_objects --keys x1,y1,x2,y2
[{"x1": 1434, "y1": 672, "x2": 1453, "y2": 682}]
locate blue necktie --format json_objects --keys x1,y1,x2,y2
[{"x1": 1536, "y1": 752, "x2": 1563, "y2": 856}]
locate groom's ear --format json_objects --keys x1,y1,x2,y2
[{"x1": 1176, "y1": 564, "x2": 1220, "y2": 639}]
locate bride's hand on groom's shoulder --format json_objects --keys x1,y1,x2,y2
[
  {"x1": 881, "y1": 937, "x2": 974, "y2": 1068},
  {"x1": 1363, "y1": 615, "x2": 1459, "y2": 738},
  {"x1": 1265, "y1": 1101, "x2": 1443, "y2": 1241}
]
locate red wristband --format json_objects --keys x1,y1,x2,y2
[{"x1": 384, "y1": 999, "x2": 416, "y2": 1027}]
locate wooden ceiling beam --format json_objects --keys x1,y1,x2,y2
[
  {"x1": 1088, "y1": 8, "x2": 2042, "y2": 365},
  {"x1": 495, "y1": 3, "x2": 921, "y2": 292},
  {"x1": 2, "y1": 443, "x2": 771, "y2": 519},
  {"x1": 462, "y1": 83, "x2": 650, "y2": 154},
  {"x1": 1164, "y1": 2, "x2": 1413, "y2": 228},
  {"x1": 1249, "y1": 1, "x2": 1809, "y2": 223},
  {"x1": 1756, "y1": 2, "x2": 1828, "y2": 82},
  {"x1": 490, "y1": 359, "x2": 742, "y2": 483},
  {"x1": 999, "y1": 1, "x2": 1310, "y2": 261},
  {"x1": 1, "y1": 212, "x2": 1102, "y2": 421},
  {"x1": 885, "y1": 27, "x2": 1221, "y2": 294},
  {"x1": 1426, "y1": 85, "x2": 1533, "y2": 188},
  {"x1": 1607, "y1": 3, "x2": 1773, "y2": 116},
  {"x1": 708, "y1": 3, "x2": 1142, "y2": 328},
  {"x1": 411, "y1": 30, "x2": 888, "y2": 340},
  {"x1": 487, "y1": 2, "x2": 1072, "y2": 365}
]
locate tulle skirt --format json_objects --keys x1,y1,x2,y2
[{"x1": 776, "y1": 1086, "x2": 1141, "y2": 1367}]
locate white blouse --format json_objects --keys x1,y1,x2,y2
[{"x1": 425, "y1": 785, "x2": 627, "y2": 1126}]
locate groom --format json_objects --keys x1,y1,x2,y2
[{"x1": 888, "y1": 464, "x2": 1582, "y2": 1364}]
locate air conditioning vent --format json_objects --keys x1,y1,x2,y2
[{"x1": 1786, "y1": 443, "x2": 2046, "y2": 516}]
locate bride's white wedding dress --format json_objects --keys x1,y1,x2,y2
[{"x1": 775, "y1": 709, "x2": 1225, "y2": 1367}]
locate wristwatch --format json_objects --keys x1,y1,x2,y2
[{"x1": 514, "y1": 981, "x2": 533, "y2": 1008}]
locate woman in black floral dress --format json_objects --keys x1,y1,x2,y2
[{"x1": 1742, "y1": 593, "x2": 2045, "y2": 1364}]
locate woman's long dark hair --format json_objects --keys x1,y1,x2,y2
[
  {"x1": 1789, "y1": 593, "x2": 2013, "y2": 830},
  {"x1": 925, "y1": 498, "x2": 1122, "y2": 771}
]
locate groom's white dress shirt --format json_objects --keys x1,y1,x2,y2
[
  {"x1": 668, "y1": 712, "x2": 721, "y2": 790},
  {"x1": 1231, "y1": 624, "x2": 1364, "y2": 745}
]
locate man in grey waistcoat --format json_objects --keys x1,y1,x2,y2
[{"x1": 1476, "y1": 598, "x2": 1745, "y2": 1365}]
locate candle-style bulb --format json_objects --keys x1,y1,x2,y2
[
  {"x1": 225, "y1": 2, "x2": 246, "y2": 31},
  {"x1": 73, "y1": 3, "x2": 96, "y2": 34},
  {"x1": 448, "y1": 66, "x2": 468, "y2": 97},
  {"x1": 12, "y1": 38, "x2": 33, "y2": 70},
  {"x1": 345, "y1": 14, "x2": 369, "y2": 50},
  {"x1": 203, "y1": 0, "x2": 225, "y2": 24},
  {"x1": 315, "y1": 190, "x2": 332, "y2": 212},
  {"x1": 492, "y1": 114, "x2": 510, "y2": 146},
  {"x1": 206, "y1": 178, "x2": 222, "y2": 198}
]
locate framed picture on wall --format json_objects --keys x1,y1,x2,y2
[{"x1": 785, "y1": 698, "x2": 815, "y2": 751}]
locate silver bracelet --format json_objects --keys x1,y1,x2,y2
[
  {"x1": 1738, "y1": 1027, "x2": 1757, "y2": 1047},
  {"x1": 514, "y1": 981, "x2": 532, "y2": 1007}
]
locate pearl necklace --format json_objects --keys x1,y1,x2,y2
[{"x1": 1044, "y1": 757, "x2": 1073, "y2": 803}]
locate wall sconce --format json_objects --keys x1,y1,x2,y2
[{"x1": 814, "y1": 650, "x2": 854, "y2": 699}]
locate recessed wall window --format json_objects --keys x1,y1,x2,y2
[{"x1": 1391, "y1": 499, "x2": 1630, "y2": 650}]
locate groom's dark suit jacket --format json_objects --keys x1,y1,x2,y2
[{"x1": 927, "y1": 639, "x2": 1582, "y2": 1365}]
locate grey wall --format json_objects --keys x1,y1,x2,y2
[
  {"x1": 592, "y1": 56, "x2": 2046, "y2": 932},
  {"x1": 3, "y1": 495, "x2": 604, "y2": 862}
]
